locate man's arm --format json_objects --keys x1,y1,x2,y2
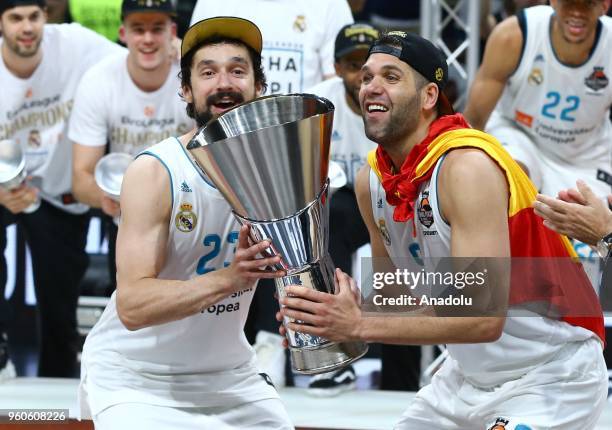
[
  {"x1": 463, "y1": 17, "x2": 523, "y2": 130},
  {"x1": 280, "y1": 152, "x2": 509, "y2": 345},
  {"x1": 321, "y1": 0, "x2": 354, "y2": 80},
  {"x1": 534, "y1": 180, "x2": 612, "y2": 246},
  {"x1": 72, "y1": 143, "x2": 119, "y2": 216},
  {"x1": 69, "y1": 60, "x2": 121, "y2": 216},
  {"x1": 115, "y1": 154, "x2": 283, "y2": 330}
]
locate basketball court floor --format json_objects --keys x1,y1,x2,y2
[{"x1": 1, "y1": 370, "x2": 611, "y2": 429}]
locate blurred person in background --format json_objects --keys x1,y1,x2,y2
[
  {"x1": 464, "y1": 0, "x2": 612, "y2": 283},
  {"x1": 69, "y1": 0, "x2": 193, "y2": 294},
  {"x1": 0, "y1": 0, "x2": 121, "y2": 378}
]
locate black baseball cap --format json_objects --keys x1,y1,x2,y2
[
  {"x1": 368, "y1": 31, "x2": 454, "y2": 115},
  {"x1": 181, "y1": 16, "x2": 262, "y2": 58},
  {"x1": 121, "y1": 0, "x2": 176, "y2": 20},
  {"x1": 0, "y1": 0, "x2": 46, "y2": 16},
  {"x1": 334, "y1": 23, "x2": 379, "y2": 60}
]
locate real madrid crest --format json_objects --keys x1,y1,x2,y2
[
  {"x1": 175, "y1": 202, "x2": 197, "y2": 233},
  {"x1": 527, "y1": 67, "x2": 543, "y2": 86},
  {"x1": 377, "y1": 218, "x2": 391, "y2": 246},
  {"x1": 293, "y1": 15, "x2": 306, "y2": 32}
]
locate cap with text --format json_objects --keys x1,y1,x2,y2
[
  {"x1": 368, "y1": 31, "x2": 453, "y2": 115},
  {"x1": 181, "y1": 16, "x2": 263, "y2": 58},
  {"x1": 334, "y1": 23, "x2": 379, "y2": 60},
  {"x1": 121, "y1": 0, "x2": 176, "y2": 20}
]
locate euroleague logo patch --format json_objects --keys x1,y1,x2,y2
[
  {"x1": 488, "y1": 418, "x2": 509, "y2": 430},
  {"x1": 175, "y1": 202, "x2": 197, "y2": 232},
  {"x1": 585, "y1": 66, "x2": 609, "y2": 92},
  {"x1": 418, "y1": 191, "x2": 434, "y2": 228},
  {"x1": 487, "y1": 417, "x2": 532, "y2": 430}
]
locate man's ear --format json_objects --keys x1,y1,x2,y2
[
  {"x1": 422, "y1": 83, "x2": 439, "y2": 111},
  {"x1": 334, "y1": 62, "x2": 342, "y2": 77},
  {"x1": 181, "y1": 84, "x2": 193, "y2": 104},
  {"x1": 119, "y1": 25, "x2": 127, "y2": 45},
  {"x1": 255, "y1": 82, "x2": 263, "y2": 97}
]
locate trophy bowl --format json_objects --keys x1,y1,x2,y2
[
  {"x1": 0, "y1": 139, "x2": 27, "y2": 189},
  {"x1": 94, "y1": 153, "x2": 133, "y2": 201},
  {"x1": 0, "y1": 139, "x2": 39, "y2": 213}
]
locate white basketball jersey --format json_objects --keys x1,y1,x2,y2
[
  {"x1": 491, "y1": 6, "x2": 612, "y2": 182},
  {"x1": 81, "y1": 138, "x2": 276, "y2": 415},
  {"x1": 369, "y1": 158, "x2": 594, "y2": 387}
]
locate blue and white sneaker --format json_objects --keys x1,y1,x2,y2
[{"x1": 307, "y1": 365, "x2": 356, "y2": 397}]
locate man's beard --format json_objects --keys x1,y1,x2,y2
[
  {"x1": 343, "y1": 81, "x2": 360, "y2": 111},
  {"x1": 193, "y1": 91, "x2": 246, "y2": 128},
  {"x1": 364, "y1": 92, "x2": 421, "y2": 148},
  {"x1": 6, "y1": 36, "x2": 42, "y2": 58}
]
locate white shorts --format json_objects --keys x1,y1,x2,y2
[
  {"x1": 93, "y1": 398, "x2": 293, "y2": 430},
  {"x1": 486, "y1": 114, "x2": 611, "y2": 198},
  {"x1": 395, "y1": 338, "x2": 607, "y2": 430}
]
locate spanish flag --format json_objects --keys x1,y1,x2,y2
[{"x1": 368, "y1": 119, "x2": 604, "y2": 342}]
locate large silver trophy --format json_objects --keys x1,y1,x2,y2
[
  {"x1": 0, "y1": 139, "x2": 40, "y2": 213},
  {"x1": 187, "y1": 94, "x2": 368, "y2": 374}
]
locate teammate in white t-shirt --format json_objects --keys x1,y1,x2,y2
[
  {"x1": 79, "y1": 17, "x2": 293, "y2": 429},
  {"x1": 0, "y1": 0, "x2": 121, "y2": 377},
  {"x1": 465, "y1": 1, "x2": 612, "y2": 268},
  {"x1": 278, "y1": 31, "x2": 607, "y2": 429},
  {"x1": 68, "y1": 0, "x2": 194, "y2": 292},
  {"x1": 189, "y1": 0, "x2": 354, "y2": 94}
]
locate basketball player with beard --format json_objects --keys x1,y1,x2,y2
[{"x1": 78, "y1": 17, "x2": 293, "y2": 429}]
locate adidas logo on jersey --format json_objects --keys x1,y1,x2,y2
[
  {"x1": 332, "y1": 130, "x2": 342, "y2": 141},
  {"x1": 180, "y1": 181, "x2": 192, "y2": 192}
]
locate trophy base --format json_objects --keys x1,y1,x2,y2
[{"x1": 290, "y1": 340, "x2": 368, "y2": 375}]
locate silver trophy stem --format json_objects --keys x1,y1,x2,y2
[{"x1": 234, "y1": 183, "x2": 368, "y2": 374}]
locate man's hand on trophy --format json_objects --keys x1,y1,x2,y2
[
  {"x1": 220, "y1": 224, "x2": 287, "y2": 294},
  {"x1": 278, "y1": 269, "x2": 363, "y2": 343},
  {"x1": 101, "y1": 194, "x2": 121, "y2": 218},
  {"x1": 0, "y1": 183, "x2": 38, "y2": 214}
]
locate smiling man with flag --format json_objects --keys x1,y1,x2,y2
[{"x1": 279, "y1": 31, "x2": 607, "y2": 430}]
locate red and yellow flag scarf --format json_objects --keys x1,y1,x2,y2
[{"x1": 368, "y1": 114, "x2": 605, "y2": 342}]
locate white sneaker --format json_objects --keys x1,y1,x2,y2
[
  {"x1": 253, "y1": 331, "x2": 286, "y2": 387},
  {"x1": 0, "y1": 360, "x2": 16, "y2": 382},
  {"x1": 0, "y1": 333, "x2": 16, "y2": 382},
  {"x1": 307, "y1": 365, "x2": 356, "y2": 397}
]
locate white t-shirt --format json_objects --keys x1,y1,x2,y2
[
  {"x1": 308, "y1": 77, "x2": 376, "y2": 187},
  {"x1": 81, "y1": 137, "x2": 277, "y2": 415},
  {"x1": 190, "y1": 0, "x2": 353, "y2": 93},
  {"x1": 68, "y1": 51, "x2": 194, "y2": 155},
  {"x1": 0, "y1": 23, "x2": 123, "y2": 213}
]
